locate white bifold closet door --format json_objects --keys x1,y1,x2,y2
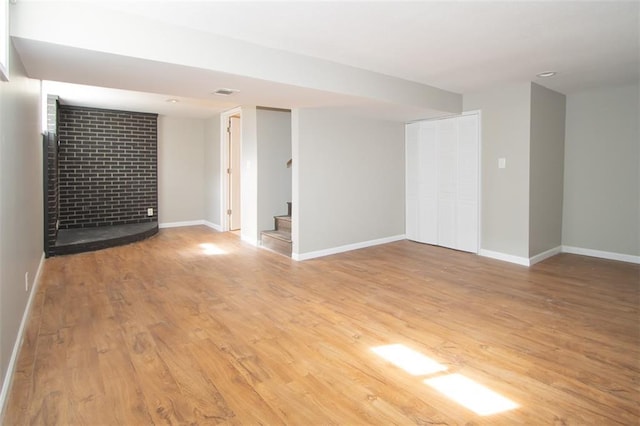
[{"x1": 405, "y1": 113, "x2": 479, "y2": 253}]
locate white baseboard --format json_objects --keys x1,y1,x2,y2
[
  {"x1": 478, "y1": 249, "x2": 530, "y2": 266},
  {"x1": 0, "y1": 252, "x2": 46, "y2": 417},
  {"x1": 159, "y1": 220, "x2": 205, "y2": 229},
  {"x1": 480, "y1": 246, "x2": 561, "y2": 267},
  {"x1": 159, "y1": 220, "x2": 224, "y2": 232},
  {"x1": 480, "y1": 244, "x2": 639, "y2": 267},
  {"x1": 203, "y1": 221, "x2": 223, "y2": 232},
  {"x1": 529, "y1": 246, "x2": 562, "y2": 266},
  {"x1": 293, "y1": 234, "x2": 406, "y2": 261},
  {"x1": 562, "y1": 246, "x2": 640, "y2": 264}
]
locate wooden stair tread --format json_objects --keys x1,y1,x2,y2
[
  {"x1": 261, "y1": 202, "x2": 293, "y2": 257},
  {"x1": 261, "y1": 230, "x2": 292, "y2": 243}
]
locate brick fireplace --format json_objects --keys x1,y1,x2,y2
[{"x1": 44, "y1": 103, "x2": 159, "y2": 256}]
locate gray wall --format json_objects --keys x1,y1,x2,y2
[
  {"x1": 257, "y1": 108, "x2": 292, "y2": 234},
  {"x1": 563, "y1": 84, "x2": 639, "y2": 256},
  {"x1": 529, "y1": 83, "x2": 566, "y2": 256},
  {"x1": 158, "y1": 116, "x2": 205, "y2": 224},
  {"x1": 0, "y1": 44, "x2": 43, "y2": 407},
  {"x1": 204, "y1": 115, "x2": 221, "y2": 228},
  {"x1": 240, "y1": 106, "x2": 258, "y2": 244},
  {"x1": 293, "y1": 108, "x2": 405, "y2": 255},
  {"x1": 464, "y1": 83, "x2": 532, "y2": 258}
]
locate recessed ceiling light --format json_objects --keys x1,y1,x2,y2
[
  {"x1": 165, "y1": 98, "x2": 179, "y2": 103},
  {"x1": 213, "y1": 88, "x2": 239, "y2": 96},
  {"x1": 536, "y1": 71, "x2": 557, "y2": 78}
]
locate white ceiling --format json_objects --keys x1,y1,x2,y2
[
  {"x1": 105, "y1": 0, "x2": 639, "y2": 94},
  {"x1": 11, "y1": 1, "x2": 640, "y2": 120}
]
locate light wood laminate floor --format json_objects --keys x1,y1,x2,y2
[{"x1": 3, "y1": 226, "x2": 639, "y2": 425}]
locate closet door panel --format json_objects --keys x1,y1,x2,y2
[
  {"x1": 438, "y1": 196, "x2": 457, "y2": 249},
  {"x1": 457, "y1": 199, "x2": 478, "y2": 252},
  {"x1": 406, "y1": 114, "x2": 479, "y2": 252},
  {"x1": 436, "y1": 118, "x2": 458, "y2": 249},
  {"x1": 436, "y1": 119, "x2": 458, "y2": 196}
]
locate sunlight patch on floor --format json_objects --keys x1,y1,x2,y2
[
  {"x1": 371, "y1": 344, "x2": 447, "y2": 376},
  {"x1": 371, "y1": 343, "x2": 519, "y2": 416},
  {"x1": 425, "y1": 373, "x2": 519, "y2": 416},
  {"x1": 199, "y1": 243, "x2": 227, "y2": 255}
]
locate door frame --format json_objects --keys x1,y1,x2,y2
[{"x1": 220, "y1": 107, "x2": 242, "y2": 232}]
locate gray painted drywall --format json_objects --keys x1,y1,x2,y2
[
  {"x1": 563, "y1": 84, "x2": 639, "y2": 256},
  {"x1": 293, "y1": 108, "x2": 405, "y2": 255},
  {"x1": 240, "y1": 106, "x2": 259, "y2": 244},
  {"x1": 464, "y1": 83, "x2": 532, "y2": 258},
  {"x1": 204, "y1": 115, "x2": 221, "y2": 227},
  {"x1": 0, "y1": 44, "x2": 43, "y2": 408},
  {"x1": 529, "y1": 83, "x2": 566, "y2": 256},
  {"x1": 158, "y1": 116, "x2": 205, "y2": 224},
  {"x1": 257, "y1": 108, "x2": 292, "y2": 234}
]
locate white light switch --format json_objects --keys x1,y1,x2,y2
[{"x1": 498, "y1": 158, "x2": 506, "y2": 169}]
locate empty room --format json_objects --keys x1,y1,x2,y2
[{"x1": 0, "y1": 1, "x2": 638, "y2": 424}]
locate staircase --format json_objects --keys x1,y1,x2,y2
[{"x1": 260, "y1": 202, "x2": 292, "y2": 257}]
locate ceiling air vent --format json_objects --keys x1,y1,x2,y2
[{"x1": 213, "y1": 88, "x2": 239, "y2": 96}]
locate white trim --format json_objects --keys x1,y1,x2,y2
[
  {"x1": 472, "y1": 109, "x2": 483, "y2": 254},
  {"x1": 562, "y1": 246, "x2": 640, "y2": 264},
  {"x1": 159, "y1": 220, "x2": 205, "y2": 229},
  {"x1": 293, "y1": 235, "x2": 406, "y2": 261},
  {"x1": 159, "y1": 220, "x2": 224, "y2": 232},
  {"x1": 0, "y1": 0, "x2": 9, "y2": 82},
  {"x1": 529, "y1": 246, "x2": 562, "y2": 266},
  {"x1": 477, "y1": 244, "x2": 640, "y2": 267},
  {"x1": 291, "y1": 109, "x2": 300, "y2": 264},
  {"x1": 0, "y1": 252, "x2": 46, "y2": 417},
  {"x1": 220, "y1": 107, "x2": 242, "y2": 233},
  {"x1": 203, "y1": 221, "x2": 223, "y2": 232},
  {"x1": 241, "y1": 234, "x2": 259, "y2": 247},
  {"x1": 479, "y1": 249, "x2": 530, "y2": 266}
]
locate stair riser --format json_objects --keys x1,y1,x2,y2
[
  {"x1": 261, "y1": 233, "x2": 292, "y2": 256},
  {"x1": 275, "y1": 217, "x2": 291, "y2": 232}
]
